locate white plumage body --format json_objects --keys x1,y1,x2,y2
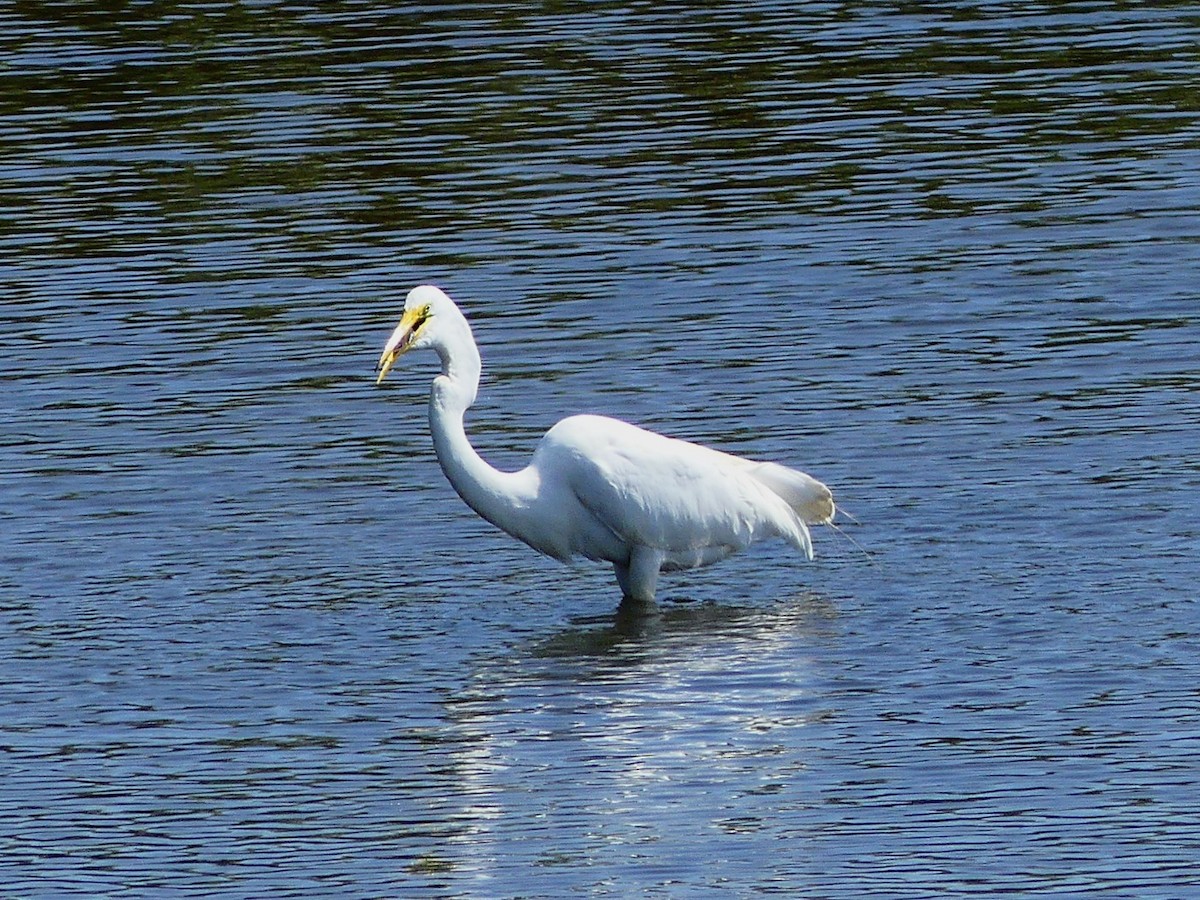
[
  {"x1": 377, "y1": 285, "x2": 835, "y2": 606},
  {"x1": 531, "y1": 414, "x2": 824, "y2": 566}
]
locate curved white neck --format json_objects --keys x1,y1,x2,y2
[{"x1": 427, "y1": 326, "x2": 537, "y2": 538}]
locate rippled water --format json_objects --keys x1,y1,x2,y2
[{"x1": 3, "y1": 2, "x2": 1199, "y2": 896}]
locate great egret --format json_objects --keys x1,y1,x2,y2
[{"x1": 375, "y1": 285, "x2": 835, "y2": 606}]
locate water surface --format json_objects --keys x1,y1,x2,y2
[{"x1": 2, "y1": 2, "x2": 1199, "y2": 896}]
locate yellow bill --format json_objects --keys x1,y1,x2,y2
[{"x1": 375, "y1": 306, "x2": 429, "y2": 385}]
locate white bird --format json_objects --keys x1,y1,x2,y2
[{"x1": 375, "y1": 285, "x2": 835, "y2": 607}]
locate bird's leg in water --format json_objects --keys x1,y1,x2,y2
[
  {"x1": 615, "y1": 596, "x2": 662, "y2": 633},
  {"x1": 614, "y1": 545, "x2": 664, "y2": 607},
  {"x1": 612, "y1": 560, "x2": 633, "y2": 599}
]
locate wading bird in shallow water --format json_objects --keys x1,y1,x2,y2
[{"x1": 375, "y1": 285, "x2": 835, "y2": 609}]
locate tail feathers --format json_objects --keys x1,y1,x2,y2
[
  {"x1": 784, "y1": 513, "x2": 815, "y2": 561},
  {"x1": 747, "y1": 462, "x2": 835, "y2": 526}
]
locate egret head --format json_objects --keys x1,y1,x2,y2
[{"x1": 375, "y1": 285, "x2": 451, "y2": 385}]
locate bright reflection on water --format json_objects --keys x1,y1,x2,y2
[{"x1": 2, "y1": 2, "x2": 1199, "y2": 896}]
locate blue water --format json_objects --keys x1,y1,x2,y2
[{"x1": 3, "y1": 3, "x2": 1199, "y2": 896}]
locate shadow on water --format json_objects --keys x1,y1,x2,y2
[{"x1": 531, "y1": 591, "x2": 842, "y2": 658}]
